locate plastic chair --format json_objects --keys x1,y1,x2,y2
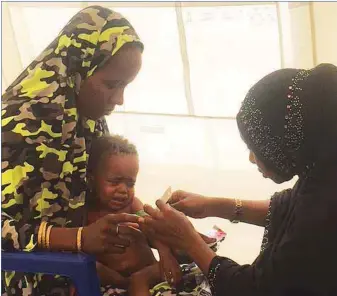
[{"x1": 1, "y1": 251, "x2": 101, "y2": 296}]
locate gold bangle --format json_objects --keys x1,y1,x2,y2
[
  {"x1": 77, "y1": 227, "x2": 83, "y2": 252},
  {"x1": 38, "y1": 221, "x2": 47, "y2": 248},
  {"x1": 38, "y1": 223, "x2": 43, "y2": 247},
  {"x1": 46, "y1": 225, "x2": 53, "y2": 250},
  {"x1": 41, "y1": 221, "x2": 48, "y2": 249}
]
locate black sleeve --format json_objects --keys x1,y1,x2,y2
[
  {"x1": 264, "y1": 189, "x2": 292, "y2": 247},
  {"x1": 207, "y1": 189, "x2": 337, "y2": 296}
]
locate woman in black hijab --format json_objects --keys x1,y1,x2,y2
[{"x1": 140, "y1": 63, "x2": 337, "y2": 296}]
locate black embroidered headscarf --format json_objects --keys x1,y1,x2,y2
[{"x1": 237, "y1": 63, "x2": 337, "y2": 183}]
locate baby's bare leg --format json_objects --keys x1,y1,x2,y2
[{"x1": 129, "y1": 263, "x2": 162, "y2": 296}]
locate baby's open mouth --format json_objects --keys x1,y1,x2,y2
[{"x1": 108, "y1": 197, "x2": 131, "y2": 209}]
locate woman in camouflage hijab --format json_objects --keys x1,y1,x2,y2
[{"x1": 2, "y1": 6, "x2": 143, "y2": 295}]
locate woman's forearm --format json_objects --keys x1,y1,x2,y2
[
  {"x1": 187, "y1": 234, "x2": 217, "y2": 275},
  {"x1": 206, "y1": 198, "x2": 270, "y2": 227},
  {"x1": 2, "y1": 215, "x2": 80, "y2": 252},
  {"x1": 49, "y1": 227, "x2": 79, "y2": 251}
]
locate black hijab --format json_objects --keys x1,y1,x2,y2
[{"x1": 236, "y1": 63, "x2": 337, "y2": 183}]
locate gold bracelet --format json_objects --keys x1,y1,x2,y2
[
  {"x1": 38, "y1": 221, "x2": 47, "y2": 248},
  {"x1": 41, "y1": 221, "x2": 48, "y2": 249},
  {"x1": 46, "y1": 225, "x2": 53, "y2": 250},
  {"x1": 77, "y1": 227, "x2": 83, "y2": 252},
  {"x1": 230, "y1": 198, "x2": 243, "y2": 224},
  {"x1": 37, "y1": 222, "x2": 43, "y2": 247}
]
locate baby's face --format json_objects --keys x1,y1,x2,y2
[{"x1": 93, "y1": 154, "x2": 139, "y2": 211}]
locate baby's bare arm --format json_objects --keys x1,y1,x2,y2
[{"x1": 96, "y1": 261, "x2": 129, "y2": 287}]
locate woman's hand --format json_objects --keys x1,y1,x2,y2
[
  {"x1": 141, "y1": 201, "x2": 217, "y2": 275},
  {"x1": 168, "y1": 190, "x2": 212, "y2": 219},
  {"x1": 141, "y1": 200, "x2": 201, "y2": 252},
  {"x1": 82, "y1": 213, "x2": 142, "y2": 254}
]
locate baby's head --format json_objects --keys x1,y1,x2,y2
[{"x1": 88, "y1": 135, "x2": 139, "y2": 211}]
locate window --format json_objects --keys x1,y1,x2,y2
[
  {"x1": 183, "y1": 5, "x2": 281, "y2": 117},
  {"x1": 112, "y1": 7, "x2": 188, "y2": 115}
]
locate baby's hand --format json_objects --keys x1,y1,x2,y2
[{"x1": 158, "y1": 247, "x2": 183, "y2": 287}]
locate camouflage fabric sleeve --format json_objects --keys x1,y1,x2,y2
[
  {"x1": 1, "y1": 212, "x2": 39, "y2": 252},
  {"x1": 1, "y1": 95, "x2": 65, "y2": 251}
]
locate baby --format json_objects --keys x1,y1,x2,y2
[{"x1": 86, "y1": 135, "x2": 181, "y2": 294}]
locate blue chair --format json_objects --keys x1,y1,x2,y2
[{"x1": 1, "y1": 251, "x2": 101, "y2": 296}]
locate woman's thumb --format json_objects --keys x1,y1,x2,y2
[
  {"x1": 168, "y1": 190, "x2": 185, "y2": 205},
  {"x1": 170, "y1": 201, "x2": 187, "y2": 213}
]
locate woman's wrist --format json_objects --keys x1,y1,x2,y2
[
  {"x1": 209, "y1": 198, "x2": 271, "y2": 226},
  {"x1": 205, "y1": 197, "x2": 234, "y2": 218},
  {"x1": 49, "y1": 227, "x2": 79, "y2": 252},
  {"x1": 186, "y1": 234, "x2": 217, "y2": 274},
  {"x1": 156, "y1": 243, "x2": 171, "y2": 257}
]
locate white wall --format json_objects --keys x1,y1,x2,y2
[
  {"x1": 288, "y1": 2, "x2": 315, "y2": 68},
  {"x1": 288, "y1": 2, "x2": 337, "y2": 68},
  {"x1": 312, "y1": 2, "x2": 337, "y2": 66}
]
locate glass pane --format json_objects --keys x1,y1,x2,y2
[
  {"x1": 112, "y1": 7, "x2": 188, "y2": 114},
  {"x1": 9, "y1": 6, "x2": 81, "y2": 69},
  {"x1": 183, "y1": 5, "x2": 281, "y2": 117}
]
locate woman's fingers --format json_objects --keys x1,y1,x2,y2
[
  {"x1": 141, "y1": 216, "x2": 169, "y2": 239},
  {"x1": 118, "y1": 224, "x2": 146, "y2": 243},
  {"x1": 104, "y1": 245, "x2": 127, "y2": 254},
  {"x1": 143, "y1": 204, "x2": 163, "y2": 219},
  {"x1": 144, "y1": 200, "x2": 175, "y2": 215},
  {"x1": 139, "y1": 221, "x2": 156, "y2": 238},
  {"x1": 105, "y1": 235, "x2": 131, "y2": 248},
  {"x1": 155, "y1": 199, "x2": 171, "y2": 211},
  {"x1": 167, "y1": 190, "x2": 185, "y2": 205},
  {"x1": 106, "y1": 213, "x2": 140, "y2": 225},
  {"x1": 119, "y1": 222, "x2": 140, "y2": 229},
  {"x1": 169, "y1": 201, "x2": 186, "y2": 213},
  {"x1": 118, "y1": 224, "x2": 141, "y2": 235}
]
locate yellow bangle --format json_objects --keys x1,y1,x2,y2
[
  {"x1": 77, "y1": 227, "x2": 83, "y2": 252},
  {"x1": 41, "y1": 221, "x2": 48, "y2": 249},
  {"x1": 38, "y1": 223, "x2": 43, "y2": 247},
  {"x1": 46, "y1": 225, "x2": 53, "y2": 250},
  {"x1": 38, "y1": 221, "x2": 47, "y2": 248}
]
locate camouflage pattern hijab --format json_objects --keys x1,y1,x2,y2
[{"x1": 2, "y1": 6, "x2": 143, "y2": 252}]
